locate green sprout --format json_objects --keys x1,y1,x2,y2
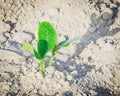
[{"x1": 22, "y1": 21, "x2": 80, "y2": 74}]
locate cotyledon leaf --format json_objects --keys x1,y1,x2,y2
[
  {"x1": 38, "y1": 21, "x2": 57, "y2": 52},
  {"x1": 52, "y1": 37, "x2": 81, "y2": 57},
  {"x1": 38, "y1": 40, "x2": 48, "y2": 58},
  {"x1": 22, "y1": 43, "x2": 42, "y2": 60},
  {"x1": 58, "y1": 36, "x2": 81, "y2": 47}
]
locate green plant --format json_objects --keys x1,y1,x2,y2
[{"x1": 22, "y1": 21, "x2": 80, "y2": 74}]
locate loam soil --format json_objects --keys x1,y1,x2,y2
[{"x1": 0, "y1": 0, "x2": 120, "y2": 96}]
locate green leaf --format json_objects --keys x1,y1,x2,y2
[
  {"x1": 38, "y1": 40, "x2": 48, "y2": 58},
  {"x1": 22, "y1": 43, "x2": 42, "y2": 60},
  {"x1": 58, "y1": 40, "x2": 70, "y2": 47},
  {"x1": 34, "y1": 50, "x2": 42, "y2": 60},
  {"x1": 22, "y1": 43, "x2": 34, "y2": 53},
  {"x1": 58, "y1": 36, "x2": 81, "y2": 47},
  {"x1": 52, "y1": 37, "x2": 81, "y2": 57},
  {"x1": 38, "y1": 21, "x2": 57, "y2": 51},
  {"x1": 52, "y1": 45, "x2": 60, "y2": 56}
]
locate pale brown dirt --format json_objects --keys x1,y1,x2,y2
[{"x1": 0, "y1": 0, "x2": 120, "y2": 96}]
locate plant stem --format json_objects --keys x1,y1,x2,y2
[
  {"x1": 48, "y1": 56, "x2": 55, "y2": 67},
  {"x1": 40, "y1": 59, "x2": 45, "y2": 74}
]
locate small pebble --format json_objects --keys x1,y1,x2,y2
[
  {"x1": 4, "y1": 32, "x2": 11, "y2": 38},
  {"x1": 71, "y1": 70, "x2": 78, "y2": 78},
  {"x1": 0, "y1": 21, "x2": 11, "y2": 33},
  {"x1": 13, "y1": 31, "x2": 33, "y2": 44},
  {"x1": 102, "y1": 9, "x2": 113, "y2": 20},
  {"x1": 67, "y1": 75, "x2": 73, "y2": 80},
  {"x1": 2, "y1": 84, "x2": 10, "y2": 91},
  {"x1": 47, "y1": 8, "x2": 59, "y2": 17},
  {"x1": 0, "y1": 33, "x2": 7, "y2": 43},
  {"x1": 68, "y1": 66, "x2": 75, "y2": 72}
]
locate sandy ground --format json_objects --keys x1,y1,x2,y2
[{"x1": 0, "y1": 0, "x2": 120, "y2": 95}]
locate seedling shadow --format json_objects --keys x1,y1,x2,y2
[
  {"x1": 52, "y1": 56, "x2": 95, "y2": 79},
  {"x1": 94, "y1": 86, "x2": 118, "y2": 96},
  {"x1": 51, "y1": 2, "x2": 120, "y2": 80},
  {"x1": 74, "y1": 1, "x2": 120, "y2": 57},
  {"x1": 1, "y1": 30, "x2": 35, "y2": 57}
]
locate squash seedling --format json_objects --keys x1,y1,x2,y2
[{"x1": 22, "y1": 21, "x2": 80, "y2": 74}]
